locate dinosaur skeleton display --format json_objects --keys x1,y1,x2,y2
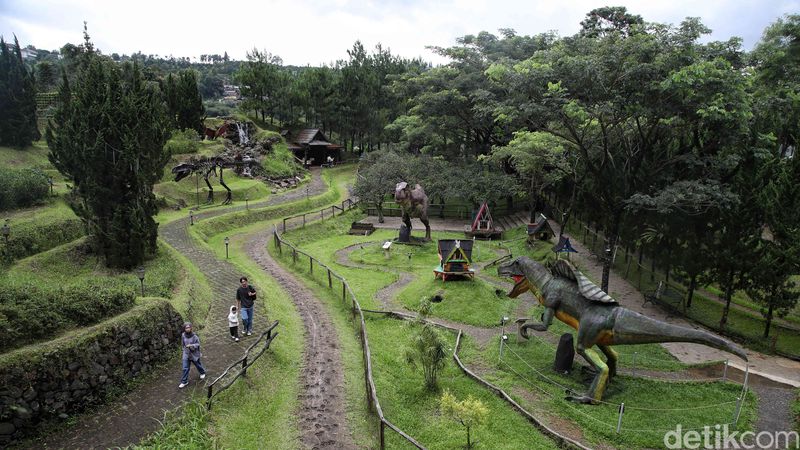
[{"x1": 171, "y1": 150, "x2": 260, "y2": 205}]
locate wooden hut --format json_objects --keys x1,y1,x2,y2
[
  {"x1": 527, "y1": 213, "x2": 555, "y2": 244},
  {"x1": 434, "y1": 239, "x2": 475, "y2": 281},
  {"x1": 465, "y1": 202, "x2": 502, "y2": 239},
  {"x1": 284, "y1": 129, "x2": 342, "y2": 166}
]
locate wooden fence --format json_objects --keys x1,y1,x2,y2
[
  {"x1": 282, "y1": 198, "x2": 360, "y2": 232},
  {"x1": 206, "y1": 321, "x2": 280, "y2": 410},
  {"x1": 272, "y1": 227, "x2": 424, "y2": 449}
]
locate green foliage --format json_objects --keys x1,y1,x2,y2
[
  {"x1": 0, "y1": 35, "x2": 39, "y2": 148},
  {"x1": 0, "y1": 281, "x2": 136, "y2": 351},
  {"x1": 793, "y1": 389, "x2": 800, "y2": 432},
  {"x1": 0, "y1": 167, "x2": 49, "y2": 211},
  {"x1": 260, "y1": 139, "x2": 299, "y2": 177},
  {"x1": 439, "y1": 390, "x2": 489, "y2": 449},
  {"x1": 133, "y1": 401, "x2": 213, "y2": 449},
  {"x1": 162, "y1": 70, "x2": 205, "y2": 133},
  {"x1": 164, "y1": 129, "x2": 201, "y2": 155},
  {"x1": 46, "y1": 32, "x2": 170, "y2": 269},
  {"x1": 1, "y1": 216, "x2": 84, "y2": 263},
  {"x1": 404, "y1": 301, "x2": 448, "y2": 390}
]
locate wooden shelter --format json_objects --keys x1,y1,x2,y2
[
  {"x1": 284, "y1": 129, "x2": 342, "y2": 166},
  {"x1": 527, "y1": 213, "x2": 555, "y2": 244},
  {"x1": 434, "y1": 239, "x2": 475, "y2": 281},
  {"x1": 464, "y1": 202, "x2": 502, "y2": 239},
  {"x1": 552, "y1": 235, "x2": 578, "y2": 259}
]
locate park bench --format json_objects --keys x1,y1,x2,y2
[
  {"x1": 348, "y1": 222, "x2": 375, "y2": 236},
  {"x1": 642, "y1": 280, "x2": 684, "y2": 318}
]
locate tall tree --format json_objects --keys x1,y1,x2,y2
[
  {"x1": 47, "y1": 31, "x2": 169, "y2": 269},
  {"x1": 0, "y1": 35, "x2": 39, "y2": 147}
]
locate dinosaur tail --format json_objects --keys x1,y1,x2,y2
[{"x1": 612, "y1": 309, "x2": 748, "y2": 361}]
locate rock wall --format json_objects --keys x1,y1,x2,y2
[{"x1": 0, "y1": 298, "x2": 183, "y2": 445}]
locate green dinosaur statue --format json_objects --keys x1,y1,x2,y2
[{"x1": 498, "y1": 256, "x2": 747, "y2": 404}]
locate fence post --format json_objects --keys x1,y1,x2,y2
[
  {"x1": 242, "y1": 356, "x2": 248, "y2": 377},
  {"x1": 283, "y1": 218, "x2": 287, "y2": 233},
  {"x1": 328, "y1": 269, "x2": 332, "y2": 288},
  {"x1": 302, "y1": 214, "x2": 306, "y2": 228},
  {"x1": 292, "y1": 249, "x2": 297, "y2": 264},
  {"x1": 722, "y1": 359, "x2": 729, "y2": 381},
  {"x1": 380, "y1": 421, "x2": 385, "y2": 449},
  {"x1": 321, "y1": 210, "x2": 324, "y2": 221},
  {"x1": 310, "y1": 256, "x2": 313, "y2": 274},
  {"x1": 616, "y1": 402, "x2": 625, "y2": 433},
  {"x1": 207, "y1": 385, "x2": 213, "y2": 410},
  {"x1": 332, "y1": 205, "x2": 336, "y2": 217}
]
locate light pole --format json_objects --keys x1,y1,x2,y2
[
  {"x1": 137, "y1": 266, "x2": 145, "y2": 296},
  {"x1": 190, "y1": 210, "x2": 194, "y2": 226},
  {"x1": 305, "y1": 187, "x2": 309, "y2": 201},
  {"x1": 48, "y1": 177, "x2": 54, "y2": 195},
  {"x1": 245, "y1": 194, "x2": 249, "y2": 211},
  {"x1": 225, "y1": 237, "x2": 230, "y2": 259},
  {"x1": 195, "y1": 172, "x2": 200, "y2": 209}
]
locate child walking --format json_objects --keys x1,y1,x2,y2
[
  {"x1": 179, "y1": 322, "x2": 207, "y2": 389},
  {"x1": 228, "y1": 305, "x2": 240, "y2": 342}
]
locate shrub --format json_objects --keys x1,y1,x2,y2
[
  {"x1": 440, "y1": 390, "x2": 489, "y2": 449},
  {"x1": 0, "y1": 280, "x2": 137, "y2": 351},
  {"x1": 404, "y1": 299, "x2": 447, "y2": 390},
  {"x1": 0, "y1": 168, "x2": 49, "y2": 211},
  {"x1": 1, "y1": 217, "x2": 85, "y2": 263},
  {"x1": 164, "y1": 129, "x2": 201, "y2": 155}
]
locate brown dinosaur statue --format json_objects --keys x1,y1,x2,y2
[
  {"x1": 394, "y1": 181, "x2": 431, "y2": 240},
  {"x1": 499, "y1": 256, "x2": 747, "y2": 404}
]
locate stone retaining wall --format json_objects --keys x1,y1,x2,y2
[{"x1": 0, "y1": 298, "x2": 183, "y2": 445}]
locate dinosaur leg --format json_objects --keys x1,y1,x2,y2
[
  {"x1": 567, "y1": 345, "x2": 609, "y2": 404},
  {"x1": 204, "y1": 168, "x2": 215, "y2": 204},
  {"x1": 598, "y1": 345, "x2": 618, "y2": 378},
  {"x1": 219, "y1": 167, "x2": 232, "y2": 205},
  {"x1": 420, "y1": 214, "x2": 431, "y2": 240}
]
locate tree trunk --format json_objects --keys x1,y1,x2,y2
[
  {"x1": 601, "y1": 214, "x2": 621, "y2": 293},
  {"x1": 719, "y1": 270, "x2": 735, "y2": 330},
  {"x1": 466, "y1": 425, "x2": 471, "y2": 449},
  {"x1": 377, "y1": 201, "x2": 384, "y2": 223},
  {"x1": 686, "y1": 273, "x2": 697, "y2": 309},
  {"x1": 764, "y1": 303, "x2": 774, "y2": 338}
]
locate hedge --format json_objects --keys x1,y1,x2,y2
[
  {"x1": 1, "y1": 217, "x2": 85, "y2": 263},
  {"x1": 164, "y1": 129, "x2": 201, "y2": 155},
  {"x1": 0, "y1": 168, "x2": 49, "y2": 211},
  {"x1": 0, "y1": 280, "x2": 137, "y2": 352}
]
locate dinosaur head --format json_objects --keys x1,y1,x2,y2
[
  {"x1": 172, "y1": 164, "x2": 194, "y2": 182},
  {"x1": 498, "y1": 258, "x2": 531, "y2": 298}
]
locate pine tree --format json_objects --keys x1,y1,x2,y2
[
  {"x1": 162, "y1": 69, "x2": 204, "y2": 134},
  {"x1": 0, "y1": 35, "x2": 39, "y2": 147},
  {"x1": 46, "y1": 31, "x2": 169, "y2": 269}
]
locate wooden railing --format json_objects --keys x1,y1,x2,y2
[
  {"x1": 281, "y1": 198, "x2": 360, "y2": 232},
  {"x1": 206, "y1": 321, "x2": 280, "y2": 410},
  {"x1": 272, "y1": 227, "x2": 424, "y2": 449}
]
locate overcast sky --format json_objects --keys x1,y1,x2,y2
[{"x1": 1, "y1": 1, "x2": 798, "y2": 66}]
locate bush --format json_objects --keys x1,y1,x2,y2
[
  {"x1": 0, "y1": 280, "x2": 137, "y2": 351},
  {"x1": 164, "y1": 129, "x2": 201, "y2": 155},
  {"x1": 1, "y1": 217, "x2": 85, "y2": 263},
  {"x1": 0, "y1": 168, "x2": 49, "y2": 211}
]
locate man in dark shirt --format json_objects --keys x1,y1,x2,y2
[{"x1": 236, "y1": 276, "x2": 257, "y2": 336}]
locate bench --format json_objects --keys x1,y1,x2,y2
[
  {"x1": 348, "y1": 222, "x2": 375, "y2": 236},
  {"x1": 642, "y1": 281, "x2": 684, "y2": 318}
]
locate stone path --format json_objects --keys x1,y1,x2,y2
[
  {"x1": 246, "y1": 232, "x2": 355, "y2": 449},
  {"x1": 26, "y1": 169, "x2": 328, "y2": 449}
]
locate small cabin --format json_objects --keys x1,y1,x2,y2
[
  {"x1": 527, "y1": 213, "x2": 555, "y2": 244},
  {"x1": 434, "y1": 239, "x2": 475, "y2": 281},
  {"x1": 284, "y1": 129, "x2": 342, "y2": 166}
]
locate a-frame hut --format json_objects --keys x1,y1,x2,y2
[
  {"x1": 552, "y1": 235, "x2": 578, "y2": 259},
  {"x1": 434, "y1": 239, "x2": 475, "y2": 281},
  {"x1": 527, "y1": 213, "x2": 556, "y2": 244},
  {"x1": 284, "y1": 129, "x2": 343, "y2": 166},
  {"x1": 465, "y1": 202, "x2": 502, "y2": 239}
]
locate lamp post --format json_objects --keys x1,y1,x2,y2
[
  {"x1": 48, "y1": 177, "x2": 54, "y2": 195},
  {"x1": 1, "y1": 219, "x2": 9, "y2": 244},
  {"x1": 245, "y1": 194, "x2": 249, "y2": 211},
  {"x1": 305, "y1": 187, "x2": 309, "y2": 201},
  {"x1": 137, "y1": 266, "x2": 145, "y2": 296},
  {"x1": 195, "y1": 172, "x2": 200, "y2": 208},
  {"x1": 190, "y1": 210, "x2": 194, "y2": 226},
  {"x1": 225, "y1": 237, "x2": 230, "y2": 259}
]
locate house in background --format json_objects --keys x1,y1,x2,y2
[{"x1": 283, "y1": 129, "x2": 343, "y2": 166}]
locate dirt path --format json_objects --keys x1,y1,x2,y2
[
  {"x1": 24, "y1": 169, "x2": 329, "y2": 449},
  {"x1": 246, "y1": 232, "x2": 355, "y2": 449}
]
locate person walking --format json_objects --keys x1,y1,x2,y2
[
  {"x1": 179, "y1": 322, "x2": 206, "y2": 388},
  {"x1": 236, "y1": 276, "x2": 257, "y2": 336},
  {"x1": 228, "y1": 305, "x2": 240, "y2": 342}
]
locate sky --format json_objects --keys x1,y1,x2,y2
[{"x1": 1, "y1": 0, "x2": 798, "y2": 66}]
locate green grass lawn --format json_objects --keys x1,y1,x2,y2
[
  {"x1": 458, "y1": 334, "x2": 758, "y2": 449},
  {"x1": 0, "y1": 141, "x2": 52, "y2": 169}
]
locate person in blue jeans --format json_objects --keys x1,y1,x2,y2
[
  {"x1": 179, "y1": 322, "x2": 206, "y2": 388},
  {"x1": 236, "y1": 276, "x2": 257, "y2": 336}
]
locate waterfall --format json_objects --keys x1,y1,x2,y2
[{"x1": 236, "y1": 122, "x2": 249, "y2": 145}]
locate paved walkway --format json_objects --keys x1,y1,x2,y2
[{"x1": 28, "y1": 169, "x2": 328, "y2": 449}]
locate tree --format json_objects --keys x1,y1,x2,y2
[
  {"x1": 46, "y1": 31, "x2": 169, "y2": 269},
  {"x1": 174, "y1": 70, "x2": 205, "y2": 133},
  {"x1": 0, "y1": 35, "x2": 39, "y2": 147},
  {"x1": 353, "y1": 150, "x2": 405, "y2": 223},
  {"x1": 439, "y1": 390, "x2": 489, "y2": 449},
  {"x1": 404, "y1": 300, "x2": 447, "y2": 390},
  {"x1": 235, "y1": 48, "x2": 282, "y2": 123}
]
